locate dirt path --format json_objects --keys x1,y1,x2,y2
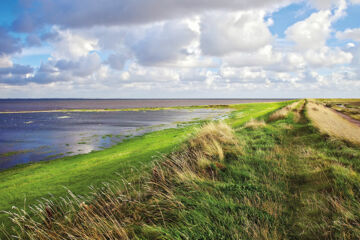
[
  {"x1": 306, "y1": 102, "x2": 360, "y2": 145},
  {"x1": 328, "y1": 107, "x2": 360, "y2": 127}
]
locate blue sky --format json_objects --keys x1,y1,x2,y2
[{"x1": 0, "y1": 0, "x2": 360, "y2": 98}]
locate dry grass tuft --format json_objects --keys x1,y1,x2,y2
[
  {"x1": 268, "y1": 101, "x2": 299, "y2": 122},
  {"x1": 3, "y1": 122, "x2": 241, "y2": 240},
  {"x1": 244, "y1": 118, "x2": 267, "y2": 129},
  {"x1": 152, "y1": 122, "x2": 241, "y2": 184},
  {"x1": 306, "y1": 102, "x2": 360, "y2": 145}
]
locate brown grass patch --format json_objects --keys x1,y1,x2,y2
[
  {"x1": 268, "y1": 101, "x2": 299, "y2": 122},
  {"x1": 244, "y1": 119, "x2": 266, "y2": 129}
]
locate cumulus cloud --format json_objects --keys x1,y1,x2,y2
[
  {"x1": 350, "y1": 0, "x2": 360, "y2": 4},
  {"x1": 0, "y1": 55, "x2": 13, "y2": 68},
  {"x1": 26, "y1": 34, "x2": 43, "y2": 47},
  {"x1": 106, "y1": 53, "x2": 127, "y2": 70},
  {"x1": 308, "y1": 0, "x2": 343, "y2": 9},
  {"x1": 131, "y1": 21, "x2": 197, "y2": 65},
  {"x1": 12, "y1": 0, "x2": 289, "y2": 32},
  {"x1": 337, "y1": 28, "x2": 360, "y2": 42},
  {"x1": 0, "y1": 64, "x2": 34, "y2": 85},
  {"x1": 285, "y1": 10, "x2": 332, "y2": 50},
  {"x1": 304, "y1": 47, "x2": 353, "y2": 67},
  {"x1": 223, "y1": 45, "x2": 282, "y2": 67},
  {"x1": 200, "y1": 11, "x2": 273, "y2": 56},
  {"x1": 0, "y1": 28, "x2": 22, "y2": 55},
  {"x1": 54, "y1": 52, "x2": 102, "y2": 77},
  {"x1": 50, "y1": 28, "x2": 98, "y2": 60},
  {"x1": 1, "y1": 0, "x2": 359, "y2": 97}
]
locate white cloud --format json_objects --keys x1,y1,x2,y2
[
  {"x1": 51, "y1": 28, "x2": 98, "y2": 60},
  {"x1": 304, "y1": 47, "x2": 353, "y2": 67},
  {"x1": 337, "y1": 28, "x2": 360, "y2": 42},
  {"x1": 200, "y1": 10, "x2": 273, "y2": 56},
  {"x1": 308, "y1": 0, "x2": 346, "y2": 10},
  {"x1": 131, "y1": 21, "x2": 197, "y2": 65},
  {"x1": 11, "y1": 0, "x2": 291, "y2": 31},
  {"x1": 223, "y1": 45, "x2": 282, "y2": 67},
  {"x1": 2, "y1": 0, "x2": 360, "y2": 98},
  {"x1": 0, "y1": 55, "x2": 13, "y2": 68},
  {"x1": 106, "y1": 53, "x2": 127, "y2": 70},
  {"x1": 220, "y1": 66, "x2": 268, "y2": 83},
  {"x1": 285, "y1": 10, "x2": 332, "y2": 50},
  {"x1": 350, "y1": 0, "x2": 360, "y2": 4}
]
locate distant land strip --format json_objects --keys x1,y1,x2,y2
[{"x1": 0, "y1": 105, "x2": 233, "y2": 114}]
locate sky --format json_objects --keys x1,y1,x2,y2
[{"x1": 0, "y1": 0, "x2": 360, "y2": 98}]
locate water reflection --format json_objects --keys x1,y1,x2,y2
[{"x1": 0, "y1": 109, "x2": 228, "y2": 170}]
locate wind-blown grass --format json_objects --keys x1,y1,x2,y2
[
  {"x1": 0, "y1": 101, "x2": 289, "y2": 234},
  {"x1": 268, "y1": 101, "x2": 299, "y2": 122},
  {"x1": 244, "y1": 118, "x2": 266, "y2": 129},
  {"x1": 3, "y1": 100, "x2": 360, "y2": 239},
  {"x1": 3, "y1": 121, "x2": 242, "y2": 239}
]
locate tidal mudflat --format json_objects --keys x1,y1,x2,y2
[{"x1": 0, "y1": 108, "x2": 228, "y2": 169}]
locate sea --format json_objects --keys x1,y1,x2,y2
[{"x1": 0, "y1": 99, "x2": 288, "y2": 170}]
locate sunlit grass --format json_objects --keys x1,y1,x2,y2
[
  {"x1": 0, "y1": 102, "x2": 287, "y2": 234},
  {"x1": 3, "y1": 100, "x2": 360, "y2": 239}
]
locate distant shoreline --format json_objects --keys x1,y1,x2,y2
[{"x1": 0, "y1": 99, "x2": 292, "y2": 113}]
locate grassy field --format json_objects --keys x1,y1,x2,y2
[
  {"x1": 0, "y1": 101, "x2": 289, "y2": 235},
  {"x1": 3, "y1": 99, "x2": 360, "y2": 239},
  {"x1": 4, "y1": 99, "x2": 360, "y2": 239}
]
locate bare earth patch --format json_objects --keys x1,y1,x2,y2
[{"x1": 307, "y1": 102, "x2": 360, "y2": 145}]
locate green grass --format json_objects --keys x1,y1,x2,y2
[
  {"x1": 6, "y1": 99, "x2": 360, "y2": 239},
  {"x1": 4, "y1": 100, "x2": 360, "y2": 239},
  {"x1": 0, "y1": 101, "x2": 289, "y2": 233},
  {"x1": 0, "y1": 125, "x2": 194, "y2": 230},
  {"x1": 157, "y1": 101, "x2": 360, "y2": 239}
]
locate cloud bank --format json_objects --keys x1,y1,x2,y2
[{"x1": 0, "y1": 0, "x2": 360, "y2": 98}]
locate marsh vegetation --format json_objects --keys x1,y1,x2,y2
[{"x1": 2, "y1": 100, "x2": 360, "y2": 239}]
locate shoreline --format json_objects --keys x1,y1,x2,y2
[
  {"x1": 0, "y1": 99, "x2": 292, "y2": 114},
  {"x1": 0, "y1": 105, "x2": 226, "y2": 114},
  {"x1": 0, "y1": 101, "x2": 292, "y2": 234}
]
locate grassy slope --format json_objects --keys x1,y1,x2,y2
[
  {"x1": 6, "y1": 100, "x2": 360, "y2": 239},
  {"x1": 128, "y1": 101, "x2": 359, "y2": 239},
  {"x1": 0, "y1": 101, "x2": 289, "y2": 231},
  {"x1": 156, "y1": 102, "x2": 360, "y2": 239},
  {"x1": 0, "y1": 127, "x2": 194, "y2": 229}
]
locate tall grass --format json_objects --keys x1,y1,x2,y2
[
  {"x1": 268, "y1": 101, "x2": 299, "y2": 122},
  {"x1": 3, "y1": 101, "x2": 360, "y2": 239},
  {"x1": 3, "y1": 122, "x2": 241, "y2": 239},
  {"x1": 244, "y1": 118, "x2": 267, "y2": 129}
]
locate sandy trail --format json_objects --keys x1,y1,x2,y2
[
  {"x1": 306, "y1": 102, "x2": 360, "y2": 145},
  {"x1": 329, "y1": 108, "x2": 360, "y2": 127}
]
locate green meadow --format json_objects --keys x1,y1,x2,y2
[
  {"x1": 2, "y1": 100, "x2": 360, "y2": 239},
  {"x1": 0, "y1": 101, "x2": 288, "y2": 232}
]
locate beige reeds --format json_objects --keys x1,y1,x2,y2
[
  {"x1": 268, "y1": 101, "x2": 299, "y2": 122},
  {"x1": 244, "y1": 119, "x2": 266, "y2": 129}
]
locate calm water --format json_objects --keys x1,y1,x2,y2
[
  {"x1": 0, "y1": 99, "x2": 288, "y2": 112},
  {"x1": 0, "y1": 99, "x2": 288, "y2": 170},
  {"x1": 0, "y1": 108, "x2": 229, "y2": 170}
]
